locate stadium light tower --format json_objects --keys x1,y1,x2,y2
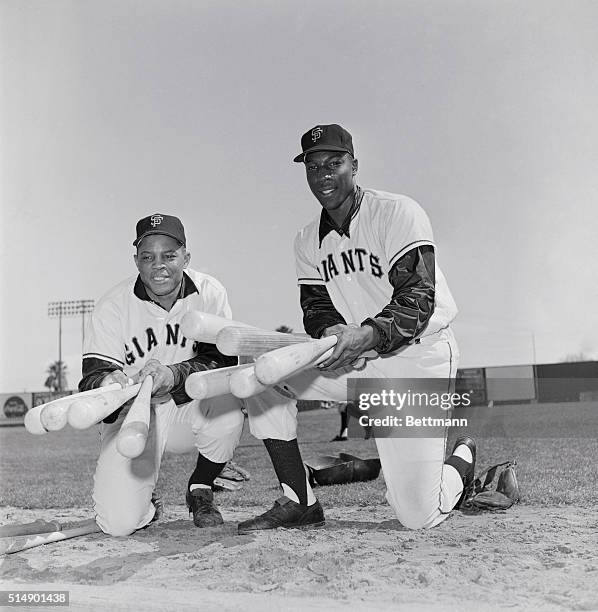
[{"x1": 47, "y1": 299, "x2": 95, "y2": 391}]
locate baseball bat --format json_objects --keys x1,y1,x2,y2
[
  {"x1": 229, "y1": 365, "x2": 269, "y2": 399},
  {"x1": 68, "y1": 383, "x2": 142, "y2": 430},
  {"x1": 116, "y1": 376, "x2": 153, "y2": 458},
  {"x1": 39, "y1": 383, "x2": 122, "y2": 432},
  {"x1": 25, "y1": 384, "x2": 122, "y2": 435},
  {"x1": 216, "y1": 326, "x2": 311, "y2": 356},
  {"x1": 254, "y1": 335, "x2": 339, "y2": 386},
  {"x1": 185, "y1": 364, "x2": 253, "y2": 400},
  {"x1": 0, "y1": 519, "x2": 61, "y2": 538},
  {"x1": 181, "y1": 311, "x2": 252, "y2": 344},
  {"x1": 0, "y1": 519, "x2": 101, "y2": 555}
]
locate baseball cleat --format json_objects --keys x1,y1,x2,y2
[
  {"x1": 330, "y1": 434, "x2": 348, "y2": 441},
  {"x1": 237, "y1": 496, "x2": 325, "y2": 534},
  {"x1": 449, "y1": 436, "x2": 477, "y2": 509},
  {"x1": 186, "y1": 488, "x2": 224, "y2": 527}
]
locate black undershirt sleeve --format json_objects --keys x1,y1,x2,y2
[
  {"x1": 79, "y1": 358, "x2": 121, "y2": 393},
  {"x1": 361, "y1": 245, "x2": 436, "y2": 354},
  {"x1": 167, "y1": 344, "x2": 237, "y2": 405},
  {"x1": 299, "y1": 284, "x2": 346, "y2": 339},
  {"x1": 79, "y1": 344, "x2": 237, "y2": 422}
]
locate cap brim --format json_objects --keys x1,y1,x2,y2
[
  {"x1": 133, "y1": 231, "x2": 185, "y2": 247},
  {"x1": 293, "y1": 145, "x2": 353, "y2": 163}
]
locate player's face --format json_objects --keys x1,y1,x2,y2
[
  {"x1": 134, "y1": 234, "x2": 190, "y2": 304},
  {"x1": 304, "y1": 151, "x2": 358, "y2": 219}
]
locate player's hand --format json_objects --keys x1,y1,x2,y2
[
  {"x1": 134, "y1": 359, "x2": 175, "y2": 397},
  {"x1": 318, "y1": 324, "x2": 377, "y2": 371},
  {"x1": 100, "y1": 370, "x2": 129, "y2": 388}
]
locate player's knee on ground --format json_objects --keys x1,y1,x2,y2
[
  {"x1": 98, "y1": 516, "x2": 139, "y2": 537},
  {"x1": 386, "y1": 490, "x2": 450, "y2": 530},
  {"x1": 390, "y1": 461, "x2": 464, "y2": 528},
  {"x1": 95, "y1": 501, "x2": 154, "y2": 537}
]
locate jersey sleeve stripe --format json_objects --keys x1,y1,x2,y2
[
  {"x1": 297, "y1": 277, "x2": 326, "y2": 285},
  {"x1": 389, "y1": 240, "x2": 435, "y2": 268},
  {"x1": 82, "y1": 353, "x2": 125, "y2": 368}
]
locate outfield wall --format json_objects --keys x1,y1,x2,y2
[
  {"x1": 0, "y1": 393, "x2": 32, "y2": 424},
  {"x1": 536, "y1": 361, "x2": 598, "y2": 403},
  {"x1": 0, "y1": 390, "x2": 75, "y2": 426},
  {"x1": 485, "y1": 365, "x2": 536, "y2": 403},
  {"x1": 444, "y1": 360, "x2": 597, "y2": 405}
]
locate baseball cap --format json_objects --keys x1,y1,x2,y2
[
  {"x1": 293, "y1": 124, "x2": 354, "y2": 163},
  {"x1": 133, "y1": 213, "x2": 186, "y2": 247}
]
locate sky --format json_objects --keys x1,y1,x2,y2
[{"x1": 1, "y1": 0, "x2": 597, "y2": 392}]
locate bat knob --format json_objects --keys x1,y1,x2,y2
[
  {"x1": 185, "y1": 375, "x2": 209, "y2": 400},
  {"x1": 24, "y1": 407, "x2": 48, "y2": 435},
  {"x1": 67, "y1": 398, "x2": 99, "y2": 430},
  {"x1": 40, "y1": 404, "x2": 68, "y2": 431},
  {"x1": 230, "y1": 367, "x2": 267, "y2": 399},
  {"x1": 117, "y1": 422, "x2": 149, "y2": 458}
]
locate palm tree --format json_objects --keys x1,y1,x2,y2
[
  {"x1": 44, "y1": 360, "x2": 68, "y2": 392},
  {"x1": 563, "y1": 352, "x2": 591, "y2": 362},
  {"x1": 276, "y1": 325, "x2": 293, "y2": 334}
]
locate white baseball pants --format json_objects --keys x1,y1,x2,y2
[{"x1": 245, "y1": 328, "x2": 465, "y2": 529}]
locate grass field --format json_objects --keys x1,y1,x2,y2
[
  {"x1": 1, "y1": 401, "x2": 597, "y2": 509},
  {"x1": 2, "y1": 402, "x2": 597, "y2": 611}
]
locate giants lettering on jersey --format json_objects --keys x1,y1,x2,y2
[
  {"x1": 318, "y1": 248, "x2": 384, "y2": 283},
  {"x1": 124, "y1": 322, "x2": 198, "y2": 365}
]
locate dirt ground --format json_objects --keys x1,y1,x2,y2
[{"x1": 1, "y1": 503, "x2": 597, "y2": 611}]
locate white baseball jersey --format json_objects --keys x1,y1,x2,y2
[
  {"x1": 294, "y1": 188, "x2": 457, "y2": 341},
  {"x1": 287, "y1": 187, "x2": 464, "y2": 531},
  {"x1": 84, "y1": 269, "x2": 232, "y2": 378}
]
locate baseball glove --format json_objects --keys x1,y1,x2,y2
[
  {"x1": 305, "y1": 455, "x2": 354, "y2": 486},
  {"x1": 461, "y1": 461, "x2": 520, "y2": 512},
  {"x1": 212, "y1": 461, "x2": 251, "y2": 492},
  {"x1": 338, "y1": 453, "x2": 381, "y2": 482},
  {"x1": 304, "y1": 453, "x2": 381, "y2": 486}
]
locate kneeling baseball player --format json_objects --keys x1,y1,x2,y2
[
  {"x1": 239, "y1": 124, "x2": 476, "y2": 533},
  {"x1": 79, "y1": 213, "x2": 295, "y2": 536}
]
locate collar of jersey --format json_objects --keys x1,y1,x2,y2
[
  {"x1": 134, "y1": 271, "x2": 198, "y2": 307},
  {"x1": 318, "y1": 186, "x2": 364, "y2": 247}
]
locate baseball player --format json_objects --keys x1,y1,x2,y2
[
  {"x1": 79, "y1": 214, "x2": 292, "y2": 536},
  {"x1": 239, "y1": 124, "x2": 476, "y2": 532}
]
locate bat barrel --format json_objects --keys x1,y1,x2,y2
[
  {"x1": 115, "y1": 376, "x2": 152, "y2": 458},
  {"x1": 185, "y1": 364, "x2": 252, "y2": 400},
  {"x1": 68, "y1": 384, "x2": 141, "y2": 430},
  {"x1": 216, "y1": 327, "x2": 310, "y2": 356},
  {"x1": 254, "y1": 336, "x2": 337, "y2": 386},
  {"x1": 24, "y1": 384, "x2": 122, "y2": 436},
  {"x1": 0, "y1": 519, "x2": 62, "y2": 538},
  {"x1": 181, "y1": 312, "x2": 252, "y2": 343},
  {"x1": 1, "y1": 519, "x2": 101, "y2": 555},
  {"x1": 229, "y1": 366, "x2": 268, "y2": 399},
  {"x1": 24, "y1": 406, "x2": 49, "y2": 435},
  {"x1": 40, "y1": 403, "x2": 69, "y2": 431}
]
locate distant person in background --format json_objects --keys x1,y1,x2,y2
[
  {"x1": 322, "y1": 402, "x2": 349, "y2": 442},
  {"x1": 331, "y1": 402, "x2": 349, "y2": 441}
]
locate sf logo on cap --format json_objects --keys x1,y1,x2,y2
[
  {"x1": 311, "y1": 127, "x2": 323, "y2": 142},
  {"x1": 151, "y1": 214, "x2": 164, "y2": 227}
]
